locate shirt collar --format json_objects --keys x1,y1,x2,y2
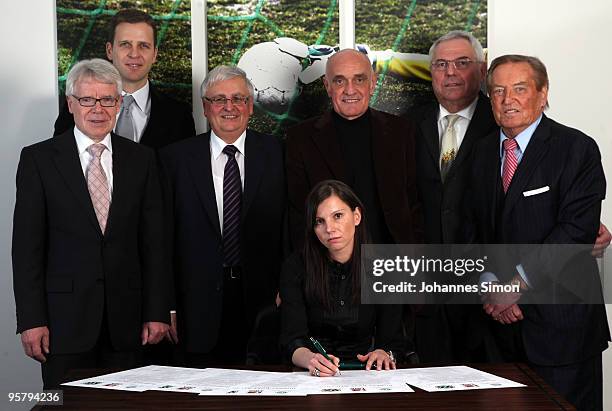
[
  {"x1": 210, "y1": 129, "x2": 247, "y2": 160},
  {"x1": 499, "y1": 114, "x2": 543, "y2": 156},
  {"x1": 74, "y1": 126, "x2": 113, "y2": 155},
  {"x1": 122, "y1": 81, "x2": 150, "y2": 113},
  {"x1": 438, "y1": 95, "x2": 479, "y2": 122}
]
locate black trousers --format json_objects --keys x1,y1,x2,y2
[
  {"x1": 531, "y1": 354, "x2": 603, "y2": 411},
  {"x1": 491, "y1": 322, "x2": 603, "y2": 410},
  {"x1": 41, "y1": 314, "x2": 140, "y2": 389},
  {"x1": 184, "y1": 273, "x2": 248, "y2": 368}
]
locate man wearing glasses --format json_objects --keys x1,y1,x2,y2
[
  {"x1": 159, "y1": 65, "x2": 285, "y2": 367},
  {"x1": 12, "y1": 59, "x2": 170, "y2": 389},
  {"x1": 408, "y1": 31, "x2": 610, "y2": 365},
  {"x1": 54, "y1": 9, "x2": 195, "y2": 148}
]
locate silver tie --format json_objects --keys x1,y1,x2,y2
[{"x1": 115, "y1": 95, "x2": 136, "y2": 141}]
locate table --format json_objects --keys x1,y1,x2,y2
[{"x1": 35, "y1": 363, "x2": 575, "y2": 410}]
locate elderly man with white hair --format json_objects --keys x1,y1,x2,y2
[{"x1": 12, "y1": 58, "x2": 170, "y2": 389}]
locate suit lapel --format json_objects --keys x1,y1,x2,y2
[
  {"x1": 52, "y1": 131, "x2": 103, "y2": 236},
  {"x1": 187, "y1": 133, "x2": 222, "y2": 238},
  {"x1": 503, "y1": 116, "x2": 551, "y2": 215},
  {"x1": 479, "y1": 131, "x2": 502, "y2": 233},
  {"x1": 243, "y1": 130, "x2": 264, "y2": 218},
  {"x1": 311, "y1": 111, "x2": 348, "y2": 181},
  {"x1": 450, "y1": 95, "x2": 495, "y2": 176},
  {"x1": 419, "y1": 105, "x2": 441, "y2": 169},
  {"x1": 104, "y1": 134, "x2": 130, "y2": 237},
  {"x1": 139, "y1": 85, "x2": 161, "y2": 146}
]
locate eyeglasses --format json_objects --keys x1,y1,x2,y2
[
  {"x1": 431, "y1": 58, "x2": 475, "y2": 71},
  {"x1": 72, "y1": 95, "x2": 119, "y2": 107},
  {"x1": 204, "y1": 96, "x2": 250, "y2": 106}
]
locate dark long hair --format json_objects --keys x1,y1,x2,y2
[{"x1": 303, "y1": 180, "x2": 369, "y2": 310}]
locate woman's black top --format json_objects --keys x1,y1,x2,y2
[{"x1": 279, "y1": 252, "x2": 405, "y2": 363}]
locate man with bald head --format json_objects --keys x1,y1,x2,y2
[{"x1": 286, "y1": 48, "x2": 422, "y2": 251}]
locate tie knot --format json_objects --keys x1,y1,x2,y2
[
  {"x1": 446, "y1": 114, "x2": 460, "y2": 128},
  {"x1": 503, "y1": 138, "x2": 518, "y2": 152},
  {"x1": 87, "y1": 143, "x2": 106, "y2": 158},
  {"x1": 223, "y1": 144, "x2": 238, "y2": 157},
  {"x1": 122, "y1": 94, "x2": 135, "y2": 109}
]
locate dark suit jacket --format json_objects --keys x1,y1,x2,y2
[
  {"x1": 410, "y1": 92, "x2": 498, "y2": 244},
  {"x1": 12, "y1": 130, "x2": 169, "y2": 355},
  {"x1": 54, "y1": 84, "x2": 195, "y2": 149},
  {"x1": 159, "y1": 130, "x2": 286, "y2": 353},
  {"x1": 467, "y1": 114, "x2": 610, "y2": 366},
  {"x1": 405, "y1": 94, "x2": 498, "y2": 363},
  {"x1": 285, "y1": 108, "x2": 422, "y2": 249}
]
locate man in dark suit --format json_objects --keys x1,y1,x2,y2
[
  {"x1": 159, "y1": 65, "x2": 285, "y2": 367},
  {"x1": 12, "y1": 59, "x2": 170, "y2": 389},
  {"x1": 407, "y1": 31, "x2": 499, "y2": 364},
  {"x1": 53, "y1": 9, "x2": 194, "y2": 148},
  {"x1": 469, "y1": 54, "x2": 610, "y2": 409},
  {"x1": 286, "y1": 48, "x2": 422, "y2": 250}
]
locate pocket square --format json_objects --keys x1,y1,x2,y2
[{"x1": 523, "y1": 186, "x2": 549, "y2": 197}]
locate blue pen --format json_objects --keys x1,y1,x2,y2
[{"x1": 309, "y1": 337, "x2": 341, "y2": 375}]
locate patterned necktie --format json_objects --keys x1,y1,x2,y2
[
  {"x1": 440, "y1": 114, "x2": 460, "y2": 181},
  {"x1": 222, "y1": 145, "x2": 242, "y2": 266},
  {"x1": 502, "y1": 138, "x2": 519, "y2": 193},
  {"x1": 86, "y1": 143, "x2": 111, "y2": 233},
  {"x1": 115, "y1": 95, "x2": 136, "y2": 140}
]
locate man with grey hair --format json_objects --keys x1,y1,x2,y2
[
  {"x1": 407, "y1": 30, "x2": 500, "y2": 364},
  {"x1": 12, "y1": 58, "x2": 170, "y2": 389},
  {"x1": 468, "y1": 53, "x2": 609, "y2": 410},
  {"x1": 160, "y1": 65, "x2": 286, "y2": 367},
  {"x1": 408, "y1": 31, "x2": 610, "y2": 365}
]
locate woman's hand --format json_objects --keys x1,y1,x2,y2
[
  {"x1": 357, "y1": 349, "x2": 396, "y2": 371},
  {"x1": 308, "y1": 352, "x2": 341, "y2": 377},
  {"x1": 292, "y1": 347, "x2": 340, "y2": 377}
]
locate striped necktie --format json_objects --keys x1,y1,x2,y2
[{"x1": 222, "y1": 145, "x2": 242, "y2": 266}]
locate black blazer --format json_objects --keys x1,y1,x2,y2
[
  {"x1": 285, "y1": 108, "x2": 423, "y2": 249},
  {"x1": 467, "y1": 114, "x2": 610, "y2": 365},
  {"x1": 410, "y1": 92, "x2": 498, "y2": 244},
  {"x1": 159, "y1": 130, "x2": 286, "y2": 353},
  {"x1": 12, "y1": 131, "x2": 170, "y2": 355},
  {"x1": 54, "y1": 85, "x2": 195, "y2": 149}
]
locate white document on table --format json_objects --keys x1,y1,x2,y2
[
  {"x1": 297, "y1": 370, "x2": 414, "y2": 395},
  {"x1": 394, "y1": 366, "x2": 526, "y2": 392}
]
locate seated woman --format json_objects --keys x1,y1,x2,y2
[{"x1": 280, "y1": 180, "x2": 404, "y2": 377}]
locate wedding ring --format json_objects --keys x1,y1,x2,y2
[{"x1": 314, "y1": 368, "x2": 320, "y2": 377}]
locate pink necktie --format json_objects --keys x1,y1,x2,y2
[
  {"x1": 86, "y1": 144, "x2": 110, "y2": 233},
  {"x1": 502, "y1": 138, "x2": 518, "y2": 193}
]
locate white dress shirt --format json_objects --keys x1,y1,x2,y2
[
  {"x1": 437, "y1": 96, "x2": 479, "y2": 150},
  {"x1": 210, "y1": 131, "x2": 246, "y2": 231},
  {"x1": 74, "y1": 126, "x2": 114, "y2": 198},
  {"x1": 116, "y1": 81, "x2": 151, "y2": 142}
]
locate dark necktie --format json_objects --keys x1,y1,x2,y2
[{"x1": 222, "y1": 145, "x2": 242, "y2": 266}]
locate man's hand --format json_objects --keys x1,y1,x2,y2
[
  {"x1": 165, "y1": 312, "x2": 178, "y2": 344},
  {"x1": 491, "y1": 304, "x2": 524, "y2": 324},
  {"x1": 592, "y1": 222, "x2": 611, "y2": 257},
  {"x1": 141, "y1": 321, "x2": 170, "y2": 345},
  {"x1": 21, "y1": 326, "x2": 49, "y2": 362}
]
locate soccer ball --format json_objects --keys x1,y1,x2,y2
[{"x1": 237, "y1": 38, "x2": 308, "y2": 113}]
